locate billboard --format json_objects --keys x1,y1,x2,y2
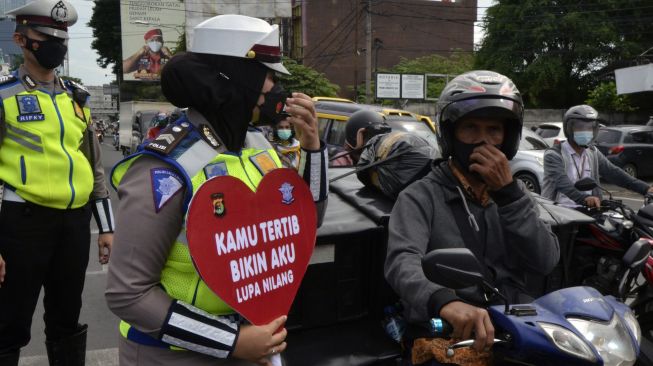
[
  {"x1": 376, "y1": 73, "x2": 426, "y2": 99},
  {"x1": 120, "y1": 0, "x2": 185, "y2": 82},
  {"x1": 615, "y1": 64, "x2": 653, "y2": 95}
]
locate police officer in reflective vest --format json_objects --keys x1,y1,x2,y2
[
  {"x1": 0, "y1": 1, "x2": 115, "y2": 365},
  {"x1": 106, "y1": 14, "x2": 328, "y2": 366}
]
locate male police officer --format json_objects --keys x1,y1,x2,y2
[{"x1": 0, "y1": 1, "x2": 115, "y2": 364}]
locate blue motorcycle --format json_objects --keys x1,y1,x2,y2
[{"x1": 421, "y1": 243, "x2": 648, "y2": 366}]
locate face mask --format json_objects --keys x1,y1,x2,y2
[
  {"x1": 277, "y1": 129, "x2": 292, "y2": 140},
  {"x1": 148, "y1": 41, "x2": 163, "y2": 53},
  {"x1": 24, "y1": 36, "x2": 67, "y2": 70},
  {"x1": 574, "y1": 131, "x2": 593, "y2": 147},
  {"x1": 257, "y1": 84, "x2": 290, "y2": 125}
]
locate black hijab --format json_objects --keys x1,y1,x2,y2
[{"x1": 161, "y1": 52, "x2": 268, "y2": 152}]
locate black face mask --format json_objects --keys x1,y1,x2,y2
[
  {"x1": 24, "y1": 35, "x2": 67, "y2": 70},
  {"x1": 257, "y1": 84, "x2": 290, "y2": 125}
]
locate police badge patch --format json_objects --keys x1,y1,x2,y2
[
  {"x1": 151, "y1": 168, "x2": 184, "y2": 213},
  {"x1": 16, "y1": 95, "x2": 45, "y2": 122},
  {"x1": 279, "y1": 182, "x2": 295, "y2": 205},
  {"x1": 211, "y1": 193, "x2": 226, "y2": 217}
]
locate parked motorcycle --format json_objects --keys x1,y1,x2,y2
[{"x1": 421, "y1": 245, "x2": 647, "y2": 365}]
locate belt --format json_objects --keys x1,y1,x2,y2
[{"x1": 2, "y1": 188, "x2": 26, "y2": 203}]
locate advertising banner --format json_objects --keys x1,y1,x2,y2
[
  {"x1": 186, "y1": 169, "x2": 317, "y2": 326},
  {"x1": 120, "y1": 0, "x2": 185, "y2": 82}
]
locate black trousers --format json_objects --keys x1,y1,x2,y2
[{"x1": 0, "y1": 201, "x2": 91, "y2": 353}]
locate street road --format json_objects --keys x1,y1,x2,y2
[{"x1": 15, "y1": 140, "x2": 653, "y2": 365}]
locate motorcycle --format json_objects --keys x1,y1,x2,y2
[
  {"x1": 113, "y1": 131, "x2": 120, "y2": 151},
  {"x1": 95, "y1": 127, "x2": 104, "y2": 143},
  {"x1": 421, "y1": 245, "x2": 648, "y2": 365}
]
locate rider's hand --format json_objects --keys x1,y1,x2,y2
[
  {"x1": 0, "y1": 254, "x2": 5, "y2": 288},
  {"x1": 647, "y1": 186, "x2": 653, "y2": 194},
  {"x1": 440, "y1": 301, "x2": 494, "y2": 352},
  {"x1": 284, "y1": 93, "x2": 320, "y2": 151},
  {"x1": 584, "y1": 196, "x2": 601, "y2": 208},
  {"x1": 469, "y1": 144, "x2": 513, "y2": 191},
  {"x1": 232, "y1": 315, "x2": 288, "y2": 365}
]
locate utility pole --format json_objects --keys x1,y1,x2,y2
[
  {"x1": 365, "y1": 0, "x2": 372, "y2": 103},
  {"x1": 354, "y1": 0, "x2": 359, "y2": 101}
]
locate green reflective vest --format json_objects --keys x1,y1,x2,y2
[
  {"x1": 0, "y1": 80, "x2": 93, "y2": 209},
  {"x1": 112, "y1": 144, "x2": 281, "y2": 342}
]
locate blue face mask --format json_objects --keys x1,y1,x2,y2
[
  {"x1": 277, "y1": 129, "x2": 292, "y2": 140},
  {"x1": 574, "y1": 131, "x2": 594, "y2": 146}
]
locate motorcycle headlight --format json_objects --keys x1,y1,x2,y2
[
  {"x1": 539, "y1": 322, "x2": 597, "y2": 362},
  {"x1": 568, "y1": 314, "x2": 637, "y2": 366},
  {"x1": 622, "y1": 310, "x2": 641, "y2": 345}
]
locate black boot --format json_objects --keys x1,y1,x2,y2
[
  {"x1": 45, "y1": 324, "x2": 87, "y2": 366},
  {"x1": 0, "y1": 349, "x2": 20, "y2": 366}
]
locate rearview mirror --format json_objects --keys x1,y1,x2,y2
[
  {"x1": 421, "y1": 248, "x2": 485, "y2": 289},
  {"x1": 623, "y1": 239, "x2": 651, "y2": 270},
  {"x1": 574, "y1": 177, "x2": 597, "y2": 192}
]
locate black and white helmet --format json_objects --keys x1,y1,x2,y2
[
  {"x1": 436, "y1": 70, "x2": 524, "y2": 159},
  {"x1": 563, "y1": 105, "x2": 600, "y2": 141}
]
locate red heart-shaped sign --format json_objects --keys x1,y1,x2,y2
[{"x1": 186, "y1": 168, "x2": 317, "y2": 325}]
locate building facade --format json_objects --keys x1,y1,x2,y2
[
  {"x1": 87, "y1": 84, "x2": 119, "y2": 122},
  {"x1": 290, "y1": 0, "x2": 476, "y2": 99}
]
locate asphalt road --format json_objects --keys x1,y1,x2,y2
[{"x1": 15, "y1": 141, "x2": 653, "y2": 365}]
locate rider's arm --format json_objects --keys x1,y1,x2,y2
[
  {"x1": 596, "y1": 148, "x2": 651, "y2": 195},
  {"x1": 543, "y1": 149, "x2": 590, "y2": 204},
  {"x1": 385, "y1": 182, "x2": 461, "y2": 322},
  {"x1": 297, "y1": 140, "x2": 328, "y2": 227}
]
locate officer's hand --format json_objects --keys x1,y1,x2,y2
[
  {"x1": 469, "y1": 144, "x2": 513, "y2": 191},
  {"x1": 440, "y1": 301, "x2": 494, "y2": 352},
  {"x1": 285, "y1": 93, "x2": 320, "y2": 151},
  {"x1": 0, "y1": 254, "x2": 5, "y2": 288},
  {"x1": 161, "y1": 46, "x2": 173, "y2": 58},
  {"x1": 233, "y1": 315, "x2": 288, "y2": 365},
  {"x1": 98, "y1": 233, "x2": 113, "y2": 265},
  {"x1": 584, "y1": 196, "x2": 601, "y2": 208}
]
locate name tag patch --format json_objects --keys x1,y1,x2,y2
[{"x1": 16, "y1": 95, "x2": 44, "y2": 122}]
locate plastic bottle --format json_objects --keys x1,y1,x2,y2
[{"x1": 383, "y1": 305, "x2": 405, "y2": 343}]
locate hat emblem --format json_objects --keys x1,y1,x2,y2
[{"x1": 51, "y1": 1, "x2": 68, "y2": 22}]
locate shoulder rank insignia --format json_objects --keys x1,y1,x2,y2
[
  {"x1": 249, "y1": 151, "x2": 278, "y2": 176},
  {"x1": 22, "y1": 75, "x2": 37, "y2": 89},
  {"x1": 145, "y1": 123, "x2": 189, "y2": 155},
  {"x1": 151, "y1": 168, "x2": 184, "y2": 213},
  {"x1": 0, "y1": 75, "x2": 17, "y2": 87},
  {"x1": 199, "y1": 124, "x2": 221, "y2": 149},
  {"x1": 64, "y1": 79, "x2": 90, "y2": 107}
]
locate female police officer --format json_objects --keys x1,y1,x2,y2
[{"x1": 105, "y1": 15, "x2": 328, "y2": 366}]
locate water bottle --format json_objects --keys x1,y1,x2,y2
[{"x1": 383, "y1": 305, "x2": 405, "y2": 343}]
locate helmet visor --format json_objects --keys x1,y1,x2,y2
[
  {"x1": 568, "y1": 119, "x2": 597, "y2": 132},
  {"x1": 441, "y1": 97, "x2": 522, "y2": 125}
]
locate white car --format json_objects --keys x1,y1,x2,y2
[
  {"x1": 533, "y1": 122, "x2": 565, "y2": 146},
  {"x1": 510, "y1": 128, "x2": 549, "y2": 194}
]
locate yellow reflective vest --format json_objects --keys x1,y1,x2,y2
[
  {"x1": 111, "y1": 131, "x2": 282, "y2": 344},
  {"x1": 0, "y1": 76, "x2": 93, "y2": 209}
]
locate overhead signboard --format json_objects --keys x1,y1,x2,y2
[{"x1": 615, "y1": 64, "x2": 653, "y2": 95}]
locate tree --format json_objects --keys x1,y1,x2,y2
[
  {"x1": 475, "y1": 0, "x2": 653, "y2": 108},
  {"x1": 88, "y1": 0, "x2": 122, "y2": 80},
  {"x1": 586, "y1": 82, "x2": 637, "y2": 113},
  {"x1": 277, "y1": 58, "x2": 340, "y2": 97}
]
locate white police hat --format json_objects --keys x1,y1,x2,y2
[
  {"x1": 191, "y1": 14, "x2": 290, "y2": 75},
  {"x1": 6, "y1": 0, "x2": 78, "y2": 39}
]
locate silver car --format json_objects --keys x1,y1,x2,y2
[{"x1": 510, "y1": 128, "x2": 549, "y2": 194}]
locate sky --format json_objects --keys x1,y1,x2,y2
[{"x1": 17, "y1": 0, "x2": 495, "y2": 87}]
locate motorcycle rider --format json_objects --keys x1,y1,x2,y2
[
  {"x1": 330, "y1": 110, "x2": 390, "y2": 166},
  {"x1": 385, "y1": 70, "x2": 560, "y2": 359},
  {"x1": 542, "y1": 105, "x2": 653, "y2": 208}
]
